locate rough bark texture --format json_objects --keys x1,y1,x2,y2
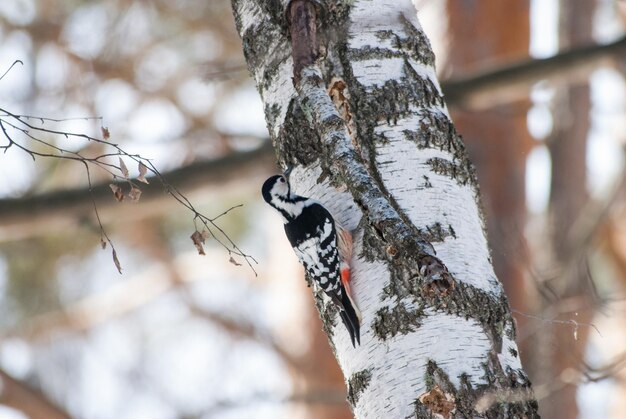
[
  {"x1": 231, "y1": 0, "x2": 538, "y2": 416},
  {"x1": 444, "y1": 0, "x2": 534, "y2": 371}
]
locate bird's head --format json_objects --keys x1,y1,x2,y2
[{"x1": 262, "y1": 174, "x2": 290, "y2": 206}]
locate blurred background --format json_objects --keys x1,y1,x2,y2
[{"x1": 0, "y1": 0, "x2": 624, "y2": 418}]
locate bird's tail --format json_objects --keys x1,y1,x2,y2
[
  {"x1": 336, "y1": 225, "x2": 361, "y2": 346},
  {"x1": 338, "y1": 283, "x2": 361, "y2": 347}
]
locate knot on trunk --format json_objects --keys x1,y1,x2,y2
[
  {"x1": 418, "y1": 385, "x2": 456, "y2": 418},
  {"x1": 419, "y1": 255, "x2": 455, "y2": 297}
]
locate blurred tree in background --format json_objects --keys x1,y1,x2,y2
[{"x1": 0, "y1": 0, "x2": 625, "y2": 418}]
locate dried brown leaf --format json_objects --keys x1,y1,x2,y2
[
  {"x1": 101, "y1": 126, "x2": 110, "y2": 140},
  {"x1": 201, "y1": 229, "x2": 210, "y2": 240},
  {"x1": 112, "y1": 248, "x2": 122, "y2": 274},
  {"x1": 128, "y1": 186, "x2": 142, "y2": 202},
  {"x1": 229, "y1": 256, "x2": 242, "y2": 266},
  {"x1": 100, "y1": 238, "x2": 107, "y2": 249},
  {"x1": 119, "y1": 157, "x2": 129, "y2": 178},
  {"x1": 191, "y1": 230, "x2": 206, "y2": 255},
  {"x1": 137, "y1": 162, "x2": 150, "y2": 184},
  {"x1": 109, "y1": 184, "x2": 124, "y2": 202}
]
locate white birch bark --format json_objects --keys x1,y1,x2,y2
[{"x1": 231, "y1": 0, "x2": 539, "y2": 417}]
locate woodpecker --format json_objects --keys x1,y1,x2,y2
[{"x1": 262, "y1": 169, "x2": 361, "y2": 346}]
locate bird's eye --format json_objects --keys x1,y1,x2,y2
[{"x1": 279, "y1": 177, "x2": 285, "y2": 183}]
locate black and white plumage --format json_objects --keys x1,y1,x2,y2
[{"x1": 262, "y1": 172, "x2": 361, "y2": 346}]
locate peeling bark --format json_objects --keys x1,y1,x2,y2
[{"x1": 231, "y1": 0, "x2": 538, "y2": 416}]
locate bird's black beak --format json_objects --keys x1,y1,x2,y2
[{"x1": 283, "y1": 165, "x2": 293, "y2": 180}]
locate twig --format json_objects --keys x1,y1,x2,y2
[
  {"x1": 0, "y1": 60, "x2": 23, "y2": 81},
  {"x1": 0, "y1": 141, "x2": 275, "y2": 241},
  {"x1": 511, "y1": 308, "x2": 602, "y2": 339},
  {"x1": 0, "y1": 101, "x2": 258, "y2": 274}
]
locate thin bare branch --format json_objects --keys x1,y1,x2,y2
[
  {"x1": 0, "y1": 103, "x2": 262, "y2": 272},
  {"x1": 511, "y1": 309, "x2": 602, "y2": 339},
  {"x1": 0, "y1": 60, "x2": 23, "y2": 81},
  {"x1": 0, "y1": 142, "x2": 275, "y2": 240}
]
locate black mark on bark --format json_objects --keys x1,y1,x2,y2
[{"x1": 347, "y1": 369, "x2": 372, "y2": 406}]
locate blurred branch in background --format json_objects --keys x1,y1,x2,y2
[
  {"x1": 0, "y1": 105, "x2": 260, "y2": 273},
  {"x1": 200, "y1": 388, "x2": 347, "y2": 417},
  {"x1": 442, "y1": 35, "x2": 626, "y2": 109},
  {"x1": 0, "y1": 141, "x2": 274, "y2": 240},
  {"x1": 0, "y1": 0, "x2": 624, "y2": 417},
  {"x1": 0, "y1": 369, "x2": 71, "y2": 419}
]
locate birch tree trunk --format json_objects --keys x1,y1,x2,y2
[{"x1": 230, "y1": 0, "x2": 539, "y2": 416}]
